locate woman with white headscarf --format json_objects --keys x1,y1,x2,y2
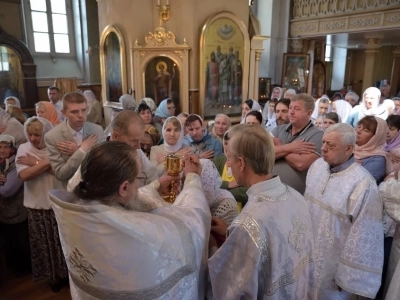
[
  {"x1": 119, "y1": 94, "x2": 137, "y2": 111},
  {"x1": 332, "y1": 99, "x2": 352, "y2": 123},
  {"x1": 311, "y1": 97, "x2": 331, "y2": 123},
  {"x1": 262, "y1": 87, "x2": 283, "y2": 122},
  {"x1": 0, "y1": 108, "x2": 26, "y2": 147},
  {"x1": 140, "y1": 97, "x2": 157, "y2": 114},
  {"x1": 347, "y1": 87, "x2": 388, "y2": 127},
  {"x1": 150, "y1": 116, "x2": 192, "y2": 172},
  {"x1": 240, "y1": 99, "x2": 262, "y2": 124},
  {"x1": 84, "y1": 90, "x2": 103, "y2": 126},
  {"x1": 4, "y1": 96, "x2": 21, "y2": 108},
  {"x1": 15, "y1": 117, "x2": 67, "y2": 292}
]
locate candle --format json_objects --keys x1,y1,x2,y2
[{"x1": 157, "y1": 0, "x2": 160, "y2": 5}]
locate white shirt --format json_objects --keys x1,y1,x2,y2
[{"x1": 67, "y1": 121, "x2": 84, "y2": 145}]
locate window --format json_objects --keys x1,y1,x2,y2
[
  {"x1": 0, "y1": 47, "x2": 10, "y2": 71},
  {"x1": 26, "y1": 0, "x2": 72, "y2": 54}
]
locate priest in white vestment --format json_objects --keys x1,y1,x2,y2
[
  {"x1": 380, "y1": 166, "x2": 400, "y2": 300},
  {"x1": 305, "y1": 123, "x2": 384, "y2": 299},
  {"x1": 49, "y1": 141, "x2": 211, "y2": 300},
  {"x1": 208, "y1": 125, "x2": 315, "y2": 299}
]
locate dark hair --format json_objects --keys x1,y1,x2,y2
[
  {"x1": 185, "y1": 114, "x2": 202, "y2": 127},
  {"x1": 73, "y1": 141, "x2": 139, "y2": 202},
  {"x1": 48, "y1": 86, "x2": 60, "y2": 92},
  {"x1": 386, "y1": 114, "x2": 400, "y2": 130},
  {"x1": 274, "y1": 98, "x2": 290, "y2": 112},
  {"x1": 137, "y1": 103, "x2": 151, "y2": 114},
  {"x1": 325, "y1": 112, "x2": 340, "y2": 124},
  {"x1": 357, "y1": 116, "x2": 378, "y2": 134},
  {"x1": 245, "y1": 110, "x2": 263, "y2": 125},
  {"x1": 269, "y1": 98, "x2": 279, "y2": 105},
  {"x1": 244, "y1": 99, "x2": 254, "y2": 109}
]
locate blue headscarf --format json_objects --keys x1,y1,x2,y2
[{"x1": 155, "y1": 99, "x2": 171, "y2": 118}]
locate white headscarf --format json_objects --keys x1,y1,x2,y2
[
  {"x1": 140, "y1": 98, "x2": 157, "y2": 114},
  {"x1": 162, "y1": 116, "x2": 184, "y2": 153},
  {"x1": 83, "y1": 90, "x2": 96, "y2": 106},
  {"x1": 333, "y1": 99, "x2": 352, "y2": 123},
  {"x1": 119, "y1": 94, "x2": 137, "y2": 111},
  {"x1": 4, "y1": 96, "x2": 21, "y2": 108},
  {"x1": 311, "y1": 97, "x2": 331, "y2": 121},
  {"x1": 271, "y1": 87, "x2": 283, "y2": 99},
  {"x1": 360, "y1": 87, "x2": 386, "y2": 117},
  {"x1": 24, "y1": 117, "x2": 53, "y2": 150},
  {"x1": 241, "y1": 99, "x2": 262, "y2": 124}
]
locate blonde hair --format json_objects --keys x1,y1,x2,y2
[{"x1": 228, "y1": 124, "x2": 275, "y2": 175}]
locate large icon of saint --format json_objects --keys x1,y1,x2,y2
[{"x1": 153, "y1": 61, "x2": 174, "y2": 104}]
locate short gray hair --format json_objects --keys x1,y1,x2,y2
[
  {"x1": 228, "y1": 124, "x2": 274, "y2": 175},
  {"x1": 325, "y1": 123, "x2": 356, "y2": 146},
  {"x1": 291, "y1": 93, "x2": 315, "y2": 111},
  {"x1": 214, "y1": 113, "x2": 231, "y2": 127},
  {"x1": 345, "y1": 92, "x2": 359, "y2": 103}
]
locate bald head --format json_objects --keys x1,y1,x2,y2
[{"x1": 111, "y1": 110, "x2": 144, "y2": 135}]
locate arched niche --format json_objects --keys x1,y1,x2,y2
[
  {"x1": 199, "y1": 12, "x2": 251, "y2": 120},
  {"x1": 132, "y1": 26, "x2": 191, "y2": 114},
  {"x1": 99, "y1": 25, "x2": 128, "y2": 106},
  {"x1": 0, "y1": 26, "x2": 38, "y2": 109}
]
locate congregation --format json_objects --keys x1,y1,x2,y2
[{"x1": 1, "y1": 83, "x2": 400, "y2": 300}]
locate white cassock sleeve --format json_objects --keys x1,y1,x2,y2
[
  {"x1": 380, "y1": 177, "x2": 400, "y2": 222},
  {"x1": 208, "y1": 223, "x2": 261, "y2": 299},
  {"x1": 335, "y1": 182, "x2": 384, "y2": 298}
]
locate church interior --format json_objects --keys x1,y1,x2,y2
[{"x1": 1, "y1": 0, "x2": 400, "y2": 298}]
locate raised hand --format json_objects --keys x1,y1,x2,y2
[
  {"x1": 183, "y1": 155, "x2": 202, "y2": 176},
  {"x1": 199, "y1": 150, "x2": 214, "y2": 159},
  {"x1": 17, "y1": 153, "x2": 39, "y2": 167},
  {"x1": 57, "y1": 141, "x2": 79, "y2": 156},
  {"x1": 80, "y1": 134, "x2": 98, "y2": 152}
]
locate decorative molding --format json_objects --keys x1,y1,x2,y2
[
  {"x1": 321, "y1": 21, "x2": 345, "y2": 30},
  {"x1": 291, "y1": 39, "x2": 304, "y2": 53},
  {"x1": 350, "y1": 17, "x2": 378, "y2": 27},
  {"x1": 386, "y1": 14, "x2": 400, "y2": 23},
  {"x1": 292, "y1": 0, "x2": 400, "y2": 20},
  {"x1": 255, "y1": 51, "x2": 262, "y2": 61},
  {"x1": 290, "y1": 8, "x2": 400, "y2": 37}
]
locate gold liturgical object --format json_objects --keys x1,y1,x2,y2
[{"x1": 163, "y1": 154, "x2": 183, "y2": 203}]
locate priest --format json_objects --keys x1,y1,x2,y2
[{"x1": 49, "y1": 141, "x2": 211, "y2": 299}]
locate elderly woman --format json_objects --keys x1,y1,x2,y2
[
  {"x1": 210, "y1": 114, "x2": 230, "y2": 143},
  {"x1": 35, "y1": 101, "x2": 60, "y2": 126},
  {"x1": 84, "y1": 90, "x2": 103, "y2": 125},
  {"x1": 141, "y1": 124, "x2": 160, "y2": 159},
  {"x1": 48, "y1": 141, "x2": 211, "y2": 299},
  {"x1": 150, "y1": 116, "x2": 192, "y2": 172},
  {"x1": 0, "y1": 108, "x2": 26, "y2": 147},
  {"x1": 332, "y1": 99, "x2": 352, "y2": 123},
  {"x1": 119, "y1": 94, "x2": 137, "y2": 111},
  {"x1": 15, "y1": 117, "x2": 67, "y2": 292},
  {"x1": 384, "y1": 115, "x2": 400, "y2": 173},
  {"x1": 347, "y1": 87, "x2": 388, "y2": 127},
  {"x1": 345, "y1": 91, "x2": 360, "y2": 107},
  {"x1": 0, "y1": 135, "x2": 30, "y2": 277},
  {"x1": 283, "y1": 88, "x2": 296, "y2": 100},
  {"x1": 4, "y1": 96, "x2": 21, "y2": 109},
  {"x1": 322, "y1": 112, "x2": 340, "y2": 130},
  {"x1": 240, "y1": 99, "x2": 262, "y2": 124},
  {"x1": 311, "y1": 97, "x2": 330, "y2": 123},
  {"x1": 354, "y1": 115, "x2": 391, "y2": 184}
]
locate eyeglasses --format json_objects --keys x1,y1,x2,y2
[{"x1": 135, "y1": 172, "x2": 148, "y2": 184}]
